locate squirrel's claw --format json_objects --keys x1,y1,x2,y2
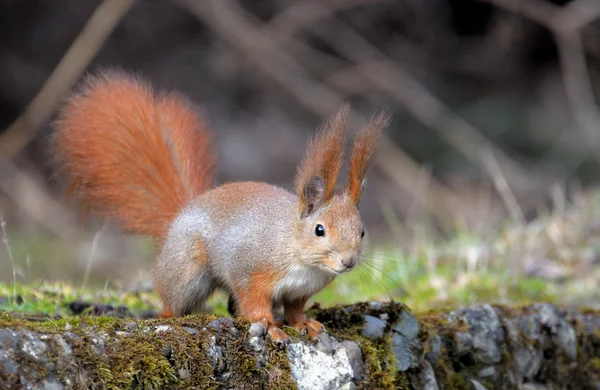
[
  {"x1": 268, "y1": 326, "x2": 290, "y2": 345},
  {"x1": 305, "y1": 318, "x2": 326, "y2": 340},
  {"x1": 288, "y1": 318, "x2": 326, "y2": 340},
  {"x1": 258, "y1": 318, "x2": 290, "y2": 345}
]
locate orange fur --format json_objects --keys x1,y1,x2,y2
[
  {"x1": 347, "y1": 112, "x2": 390, "y2": 205},
  {"x1": 236, "y1": 269, "x2": 282, "y2": 321},
  {"x1": 52, "y1": 70, "x2": 214, "y2": 241},
  {"x1": 296, "y1": 105, "x2": 349, "y2": 209}
]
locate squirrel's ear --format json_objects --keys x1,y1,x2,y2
[
  {"x1": 347, "y1": 111, "x2": 390, "y2": 205},
  {"x1": 295, "y1": 105, "x2": 349, "y2": 205},
  {"x1": 300, "y1": 175, "x2": 325, "y2": 217}
]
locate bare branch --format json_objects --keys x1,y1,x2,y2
[
  {"x1": 300, "y1": 1, "x2": 536, "y2": 192},
  {"x1": 0, "y1": 0, "x2": 137, "y2": 162},
  {"x1": 173, "y1": 0, "x2": 466, "y2": 230},
  {"x1": 481, "y1": 0, "x2": 600, "y2": 159}
]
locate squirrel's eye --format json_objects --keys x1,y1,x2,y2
[
  {"x1": 315, "y1": 224, "x2": 326, "y2": 237},
  {"x1": 361, "y1": 229, "x2": 365, "y2": 239}
]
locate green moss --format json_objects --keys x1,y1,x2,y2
[
  {"x1": 4, "y1": 296, "x2": 600, "y2": 389},
  {"x1": 312, "y1": 302, "x2": 409, "y2": 389},
  {"x1": 0, "y1": 312, "x2": 301, "y2": 389}
]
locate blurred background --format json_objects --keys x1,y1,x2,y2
[{"x1": 1, "y1": 0, "x2": 600, "y2": 312}]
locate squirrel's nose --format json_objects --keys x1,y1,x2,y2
[{"x1": 341, "y1": 256, "x2": 356, "y2": 270}]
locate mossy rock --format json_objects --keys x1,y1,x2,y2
[{"x1": 1, "y1": 302, "x2": 599, "y2": 389}]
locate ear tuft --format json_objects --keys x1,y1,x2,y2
[
  {"x1": 296, "y1": 105, "x2": 349, "y2": 214},
  {"x1": 301, "y1": 175, "x2": 325, "y2": 217},
  {"x1": 348, "y1": 111, "x2": 391, "y2": 205}
]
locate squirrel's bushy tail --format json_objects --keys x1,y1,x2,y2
[{"x1": 52, "y1": 70, "x2": 215, "y2": 241}]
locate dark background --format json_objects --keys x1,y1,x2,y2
[{"x1": 1, "y1": 0, "x2": 600, "y2": 286}]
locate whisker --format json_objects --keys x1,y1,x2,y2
[
  {"x1": 358, "y1": 263, "x2": 394, "y2": 301},
  {"x1": 361, "y1": 261, "x2": 409, "y2": 297},
  {"x1": 361, "y1": 259, "x2": 419, "y2": 267},
  {"x1": 355, "y1": 264, "x2": 371, "y2": 300}
]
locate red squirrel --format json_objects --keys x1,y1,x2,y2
[{"x1": 51, "y1": 70, "x2": 389, "y2": 343}]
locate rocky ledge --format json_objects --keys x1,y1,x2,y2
[{"x1": 0, "y1": 302, "x2": 599, "y2": 389}]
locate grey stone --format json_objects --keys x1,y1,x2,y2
[
  {"x1": 470, "y1": 379, "x2": 488, "y2": 390},
  {"x1": 532, "y1": 304, "x2": 577, "y2": 360},
  {"x1": 393, "y1": 310, "x2": 419, "y2": 339},
  {"x1": 208, "y1": 318, "x2": 234, "y2": 331},
  {"x1": 519, "y1": 383, "x2": 559, "y2": 390},
  {"x1": 315, "y1": 332, "x2": 334, "y2": 355},
  {"x1": 534, "y1": 303, "x2": 561, "y2": 332},
  {"x1": 42, "y1": 375, "x2": 63, "y2": 390},
  {"x1": 555, "y1": 323, "x2": 577, "y2": 360},
  {"x1": 451, "y1": 305, "x2": 503, "y2": 365},
  {"x1": 340, "y1": 341, "x2": 362, "y2": 381},
  {"x1": 339, "y1": 383, "x2": 356, "y2": 390},
  {"x1": 425, "y1": 334, "x2": 441, "y2": 365},
  {"x1": 0, "y1": 329, "x2": 19, "y2": 348},
  {"x1": 362, "y1": 315, "x2": 386, "y2": 339},
  {"x1": 89, "y1": 333, "x2": 108, "y2": 355},
  {"x1": 204, "y1": 335, "x2": 226, "y2": 373},
  {"x1": 124, "y1": 322, "x2": 139, "y2": 331},
  {"x1": 477, "y1": 366, "x2": 497, "y2": 380},
  {"x1": 248, "y1": 322, "x2": 266, "y2": 337},
  {"x1": 182, "y1": 327, "x2": 200, "y2": 335},
  {"x1": 153, "y1": 325, "x2": 173, "y2": 333},
  {"x1": 248, "y1": 336, "x2": 265, "y2": 352},
  {"x1": 21, "y1": 333, "x2": 48, "y2": 362},
  {"x1": 161, "y1": 344, "x2": 172, "y2": 358},
  {"x1": 455, "y1": 332, "x2": 473, "y2": 353},
  {"x1": 368, "y1": 301, "x2": 384, "y2": 310},
  {"x1": 514, "y1": 348, "x2": 542, "y2": 381},
  {"x1": 391, "y1": 333, "x2": 419, "y2": 371},
  {"x1": 53, "y1": 336, "x2": 72, "y2": 356},
  {"x1": 419, "y1": 361, "x2": 440, "y2": 390},
  {"x1": 205, "y1": 336, "x2": 221, "y2": 367},
  {"x1": 0, "y1": 351, "x2": 19, "y2": 375},
  {"x1": 287, "y1": 337, "x2": 356, "y2": 390},
  {"x1": 178, "y1": 368, "x2": 190, "y2": 380}
]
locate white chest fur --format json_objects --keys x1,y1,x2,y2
[{"x1": 273, "y1": 264, "x2": 335, "y2": 303}]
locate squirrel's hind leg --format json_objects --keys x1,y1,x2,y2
[
  {"x1": 154, "y1": 266, "x2": 216, "y2": 316},
  {"x1": 154, "y1": 234, "x2": 216, "y2": 317}
]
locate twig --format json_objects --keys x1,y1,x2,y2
[
  {"x1": 480, "y1": 0, "x2": 600, "y2": 160},
  {"x1": 555, "y1": 30, "x2": 600, "y2": 155},
  {"x1": 0, "y1": 214, "x2": 17, "y2": 303},
  {"x1": 174, "y1": 0, "x2": 466, "y2": 231},
  {"x1": 80, "y1": 223, "x2": 106, "y2": 294},
  {"x1": 265, "y1": 0, "x2": 389, "y2": 47},
  {"x1": 0, "y1": 0, "x2": 137, "y2": 162},
  {"x1": 479, "y1": 149, "x2": 525, "y2": 226},
  {"x1": 0, "y1": 161, "x2": 80, "y2": 243},
  {"x1": 483, "y1": 0, "x2": 600, "y2": 33},
  {"x1": 299, "y1": 1, "x2": 536, "y2": 192}
]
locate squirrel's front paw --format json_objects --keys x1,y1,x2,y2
[
  {"x1": 257, "y1": 318, "x2": 290, "y2": 345},
  {"x1": 289, "y1": 318, "x2": 326, "y2": 340},
  {"x1": 305, "y1": 318, "x2": 326, "y2": 339},
  {"x1": 268, "y1": 326, "x2": 290, "y2": 345}
]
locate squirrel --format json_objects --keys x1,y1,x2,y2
[{"x1": 51, "y1": 70, "x2": 389, "y2": 343}]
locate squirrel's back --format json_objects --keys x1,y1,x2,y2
[{"x1": 52, "y1": 70, "x2": 215, "y2": 241}]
